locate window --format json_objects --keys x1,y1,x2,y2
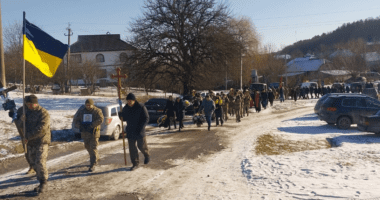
[
  {"x1": 365, "y1": 98, "x2": 380, "y2": 108},
  {"x1": 96, "y1": 54, "x2": 105, "y2": 62},
  {"x1": 120, "y1": 53, "x2": 128, "y2": 62},
  {"x1": 342, "y1": 98, "x2": 356, "y2": 107},
  {"x1": 70, "y1": 54, "x2": 82, "y2": 63},
  {"x1": 111, "y1": 108, "x2": 117, "y2": 116},
  {"x1": 356, "y1": 98, "x2": 366, "y2": 107}
]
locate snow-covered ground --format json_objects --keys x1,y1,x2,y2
[{"x1": 1, "y1": 96, "x2": 380, "y2": 199}]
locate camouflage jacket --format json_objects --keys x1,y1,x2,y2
[
  {"x1": 15, "y1": 106, "x2": 51, "y2": 146},
  {"x1": 73, "y1": 106, "x2": 104, "y2": 138},
  {"x1": 234, "y1": 96, "x2": 241, "y2": 109},
  {"x1": 243, "y1": 94, "x2": 251, "y2": 104}
]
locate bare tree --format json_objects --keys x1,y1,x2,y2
[{"x1": 127, "y1": 0, "x2": 244, "y2": 94}]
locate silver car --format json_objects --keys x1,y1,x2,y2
[{"x1": 72, "y1": 103, "x2": 125, "y2": 140}]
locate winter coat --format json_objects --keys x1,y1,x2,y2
[
  {"x1": 120, "y1": 102, "x2": 149, "y2": 140},
  {"x1": 164, "y1": 100, "x2": 176, "y2": 117},
  {"x1": 15, "y1": 105, "x2": 51, "y2": 146},
  {"x1": 268, "y1": 91, "x2": 275, "y2": 101},
  {"x1": 174, "y1": 99, "x2": 185, "y2": 121},
  {"x1": 215, "y1": 97, "x2": 224, "y2": 116},
  {"x1": 73, "y1": 105, "x2": 104, "y2": 138},
  {"x1": 199, "y1": 99, "x2": 215, "y2": 117}
]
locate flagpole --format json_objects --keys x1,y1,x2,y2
[{"x1": 22, "y1": 11, "x2": 26, "y2": 153}]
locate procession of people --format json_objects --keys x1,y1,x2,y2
[{"x1": 7, "y1": 82, "x2": 367, "y2": 194}]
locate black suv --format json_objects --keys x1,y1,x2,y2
[
  {"x1": 144, "y1": 98, "x2": 167, "y2": 122},
  {"x1": 318, "y1": 95, "x2": 380, "y2": 129}
]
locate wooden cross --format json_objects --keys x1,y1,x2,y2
[
  {"x1": 111, "y1": 67, "x2": 128, "y2": 165},
  {"x1": 111, "y1": 68, "x2": 127, "y2": 101}
]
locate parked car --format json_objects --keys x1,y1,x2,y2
[
  {"x1": 318, "y1": 94, "x2": 380, "y2": 129},
  {"x1": 144, "y1": 98, "x2": 167, "y2": 122},
  {"x1": 72, "y1": 103, "x2": 125, "y2": 140},
  {"x1": 249, "y1": 83, "x2": 267, "y2": 92},
  {"x1": 314, "y1": 93, "x2": 365, "y2": 115},
  {"x1": 300, "y1": 82, "x2": 318, "y2": 88},
  {"x1": 350, "y1": 82, "x2": 364, "y2": 93},
  {"x1": 358, "y1": 110, "x2": 380, "y2": 134}
]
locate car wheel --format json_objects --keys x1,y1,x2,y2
[
  {"x1": 112, "y1": 126, "x2": 121, "y2": 140},
  {"x1": 75, "y1": 133, "x2": 81, "y2": 139},
  {"x1": 337, "y1": 116, "x2": 351, "y2": 130}
]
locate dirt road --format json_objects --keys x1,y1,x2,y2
[{"x1": 0, "y1": 105, "x2": 314, "y2": 200}]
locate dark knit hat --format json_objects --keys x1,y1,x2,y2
[
  {"x1": 126, "y1": 93, "x2": 136, "y2": 100},
  {"x1": 205, "y1": 94, "x2": 210, "y2": 98},
  {"x1": 26, "y1": 95, "x2": 38, "y2": 104},
  {"x1": 85, "y1": 99, "x2": 94, "y2": 105}
]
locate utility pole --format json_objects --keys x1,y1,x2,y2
[
  {"x1": 240, "y1": 53, "x2": 243, "y2": 91},
  {"x1": 0, "y1": 1, "x2": 6, "y2": 86},
  {"x1": 64, "y1": 23, "x2": 73, "y2": 93}
]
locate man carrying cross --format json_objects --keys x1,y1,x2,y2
[{"x1": 119, "y1": 93, "x2": 150, "y2": 171}]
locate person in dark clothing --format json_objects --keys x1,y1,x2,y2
[
  {"x1": 293, "y1": 87, "x2": 298, "y2": 102},
  {"x1": 346, "y1": 85, "x2": 350, "y2": 93},
  {"x1": 309, "y1": 87, "x2": 314, "y2": 98},
  {"x1": 214, "y1": 94, "x2": 224, "y2": 126},
  {"x1": 305, "y1": 87, "x2": 309, "y2": 99},
  {"x1": 315, "y1": 86, "x2": 320, "y2": 98},
  {"x1": 261, "y1": 90, "x2": 268, "y2": 109},
  {"x1": 164, "y1": 96, "x2": 176, "y2": 130},
  {"x1": 268, "y1": 88, "x2": 275, "y2": 106},
  {"x1": 119, "y1": 93, "x2": 150, "y2": 171},
  {"x1": 327, "y1": 86, "x2": 331, "y2": 93},
  {"x1": 174, "y1": 97, "x2": 185, "y2": 131},
  {"x1": 279, "y1": 87, "x2": 284, "y2": 103}
]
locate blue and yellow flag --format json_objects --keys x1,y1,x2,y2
[{"x1": 23, "y1": 19, "x2": 68, "y2": 77}]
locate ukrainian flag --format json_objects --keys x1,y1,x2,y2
[{"x1": 23, "y1": 19, "x2": 68, "y2": 77}]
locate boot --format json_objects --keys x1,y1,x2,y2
[
  {"x1": 130, "y1": 164, "x2": 139, "y2": 171},
  {"x1": 89, "y1": 164, "x2": 96, "y2": 172},
  {"x1": 144, "y1": 156, "x2": 150, "y2": 164},
  {"x1": 34, "y1": 181, "x2": 47, "y2": 193},
  {"x1": 208, "y1": 126, "x2": 210, "y2": 131},
  {"x1": 26, "y1": 167, "x2": 35, "y2": 175}
]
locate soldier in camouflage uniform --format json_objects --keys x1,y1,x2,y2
[
  {"x1": 13, "y1": 95, "x2": 51, "y2": 193},
  {"x1": 221, "y1": 92, "x2": 229, "y2": 121},
  {"x1": 243, "y1": 91, "x2": 251, "y2": 117},
  {"x1": 240, "y1": 91, "x2": 245, "y2": 119},
  {"x1": 228, "y1": 88, "x2": 235, "y2": 117},
  {"x1": 234, "y1": 94, "x2": 241, "y2": 122},
  {"x1": 10, "y1": 97, "x2": 34, "y2": 175},
  {"x1": 73, "y1": 99, "x2": 104, "y2": 172}
]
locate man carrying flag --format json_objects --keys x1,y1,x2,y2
[{"x1": 14, "y1": 12, "x2": 68, "y2": 194}]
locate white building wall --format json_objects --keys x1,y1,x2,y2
[{"x1": 64, "y1": 50, "x2": 133, "y2": 83}]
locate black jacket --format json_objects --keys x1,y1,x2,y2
[
  {"x1": 120, "y1": 102, "x2": 149, "y2": 140},
  {"x1": 164, "y1": 100, "x2": 176, "y2": 117},
  {"x1": 174, "y1": 99, "x2": 185, "y2": 121}
]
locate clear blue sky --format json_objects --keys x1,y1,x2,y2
[{"x1": 2, "y1": 0, "x2": 380, "y2": 51}]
